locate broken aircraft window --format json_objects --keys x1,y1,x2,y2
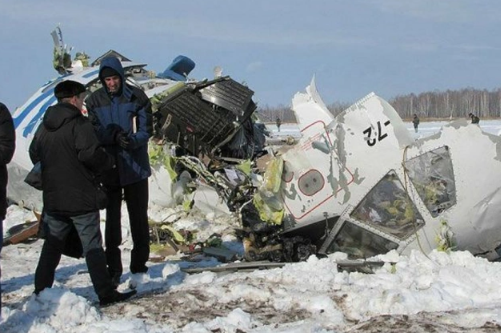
[
  {"x1": 350, "y1": 171, "x2": 425, "y2": 240},
  {"x1": 326, "y1": 221, "x2": 398, "y2": 259},
  {"x1": 404, "y1": 146, "x2": 456, "y2": 217}
]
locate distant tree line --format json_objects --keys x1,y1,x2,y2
[
  {"x1": 388, "y1": 88, "x2": 501, "y2": 120},
  {"x1": 257, "y1": 88, "x2": 501, "y2": 122}
]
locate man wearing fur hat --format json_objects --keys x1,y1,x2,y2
[
  {"x1": 86, "y1": 56, "x2": 152, "y2": 289},
  {"x1": 30, "y1": 80, "x2": 136, "y2": 306}
]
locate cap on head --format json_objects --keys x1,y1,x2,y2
[
  {"x1": 101, "y1": 66, "x2": 120, "y2": 78},
  {"x1": 54, "y1": 80, "x2": 86, "y2": 100}
]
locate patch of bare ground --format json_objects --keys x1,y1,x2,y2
[
  {"x1": 101, "y1": 287, "x2": 501, "y2": 332},
  {"x1": 343, "y1": 313, "x2": 501, "y2": 333},
  {"x1": 101, "y1": 288, "x2": 309, "y2": 329}
]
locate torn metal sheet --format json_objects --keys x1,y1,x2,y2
[{"x1": 278, "y1": 78, "x2": 501, "y2": 261}]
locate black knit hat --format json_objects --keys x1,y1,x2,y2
[
  {"x1": 101, "y1": 66, "x2": 120, "y2": 78},
  {"x1": 54, "y1": 80, "x2": 86, "y2": 99}
]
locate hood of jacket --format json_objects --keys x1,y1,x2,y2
[
  {"x1": 43, "y1": 102, "x2": 81, "y2": 131},
  {"x1": 99, "y1": 57, "x2": 127, "y2": 97}
]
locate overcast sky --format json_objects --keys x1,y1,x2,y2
[{"x1": 1, "y1": 0, "x2": 501, "y2": 111}]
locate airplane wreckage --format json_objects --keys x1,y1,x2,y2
[{"x1": 5, "y1": 27, "x2": 501, "y2": 271}]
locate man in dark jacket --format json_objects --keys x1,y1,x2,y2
[
  {"x1": 30, "y1": 80, "x2": 136, "y2": 306},
  {"x1": 0, "y1": 102, "x2": 15, "y2": 313},
  {"x1": 412, "y1": 114, "x2": 420, "y2": 133},
  {"x1": 86, "y1": 56, "x2": 152, "y2": 288},
  {"x1": 469, "y1": 113, "x2": 480, "y2": 124}
]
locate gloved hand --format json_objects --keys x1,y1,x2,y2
[{"x1": 115, "y1": 131, "x2": 131, "y2": 150}]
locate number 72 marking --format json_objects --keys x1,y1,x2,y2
[{"x1": 363, "y1": 120, "x2": 391, "y2": 147}]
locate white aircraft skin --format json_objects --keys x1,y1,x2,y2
[
  {"x1": 8, "y1": 61, "x2": 180, "y2": 212},
  {"x1": 281, "y1": 78, "x2": 501, "y2": 260}
]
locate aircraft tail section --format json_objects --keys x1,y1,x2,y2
[{"x1": 51, "y1": 25, "x2": 72, "y2": 75}]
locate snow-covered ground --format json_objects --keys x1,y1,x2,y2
[{"x1": 2, "y1": 120, "x2": 501, "y2": 333}]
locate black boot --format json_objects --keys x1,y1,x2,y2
[
  {"x1": 86, "y1": 248, "x2": 136, "y2": 306},
  {"x1": 99, "y1": 289, "x2": 137, "y2": 307}
]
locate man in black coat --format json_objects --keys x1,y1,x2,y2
[
  {"x1": 30, "y1": 80, "x2": 136, "y2": 306},
  {"x1": 0, "y1": 102, "x2": 15, "y2": 313}
]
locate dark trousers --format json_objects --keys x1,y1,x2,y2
[
  {"x1": 34, "y1": 212, "x2": 115, "y2": 300},
  {"x1": 1, "y1": 219, "x2": 3, "y2": 312},
  {"x1": 105, "y1": 178, "x2": 149, "y2": 278}
]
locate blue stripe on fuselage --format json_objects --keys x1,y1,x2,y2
[
  {"x1": 13, "y1": 88, "x2": 54, "y2": 131},
  {"x1": 22, "y1": 95, "x2": 57, "y2": 137}
]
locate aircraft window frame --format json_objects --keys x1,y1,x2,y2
[
  {"x1": 350, "y1": 170, "x2": 425, "y2": 240},
  {"x1": 404, "y1": 146, "x2": 457, "y2": 217},
  {"x1": 325, "y1": 220, "x2": 399, "y2": 259}
]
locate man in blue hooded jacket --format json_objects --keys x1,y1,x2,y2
[{"x1": 86, "y1": 56, "x2": 152, "y2": 288}]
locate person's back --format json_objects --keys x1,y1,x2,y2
[{"x1": 32, "y1": 102, "x2": 112, "y2": 215}]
